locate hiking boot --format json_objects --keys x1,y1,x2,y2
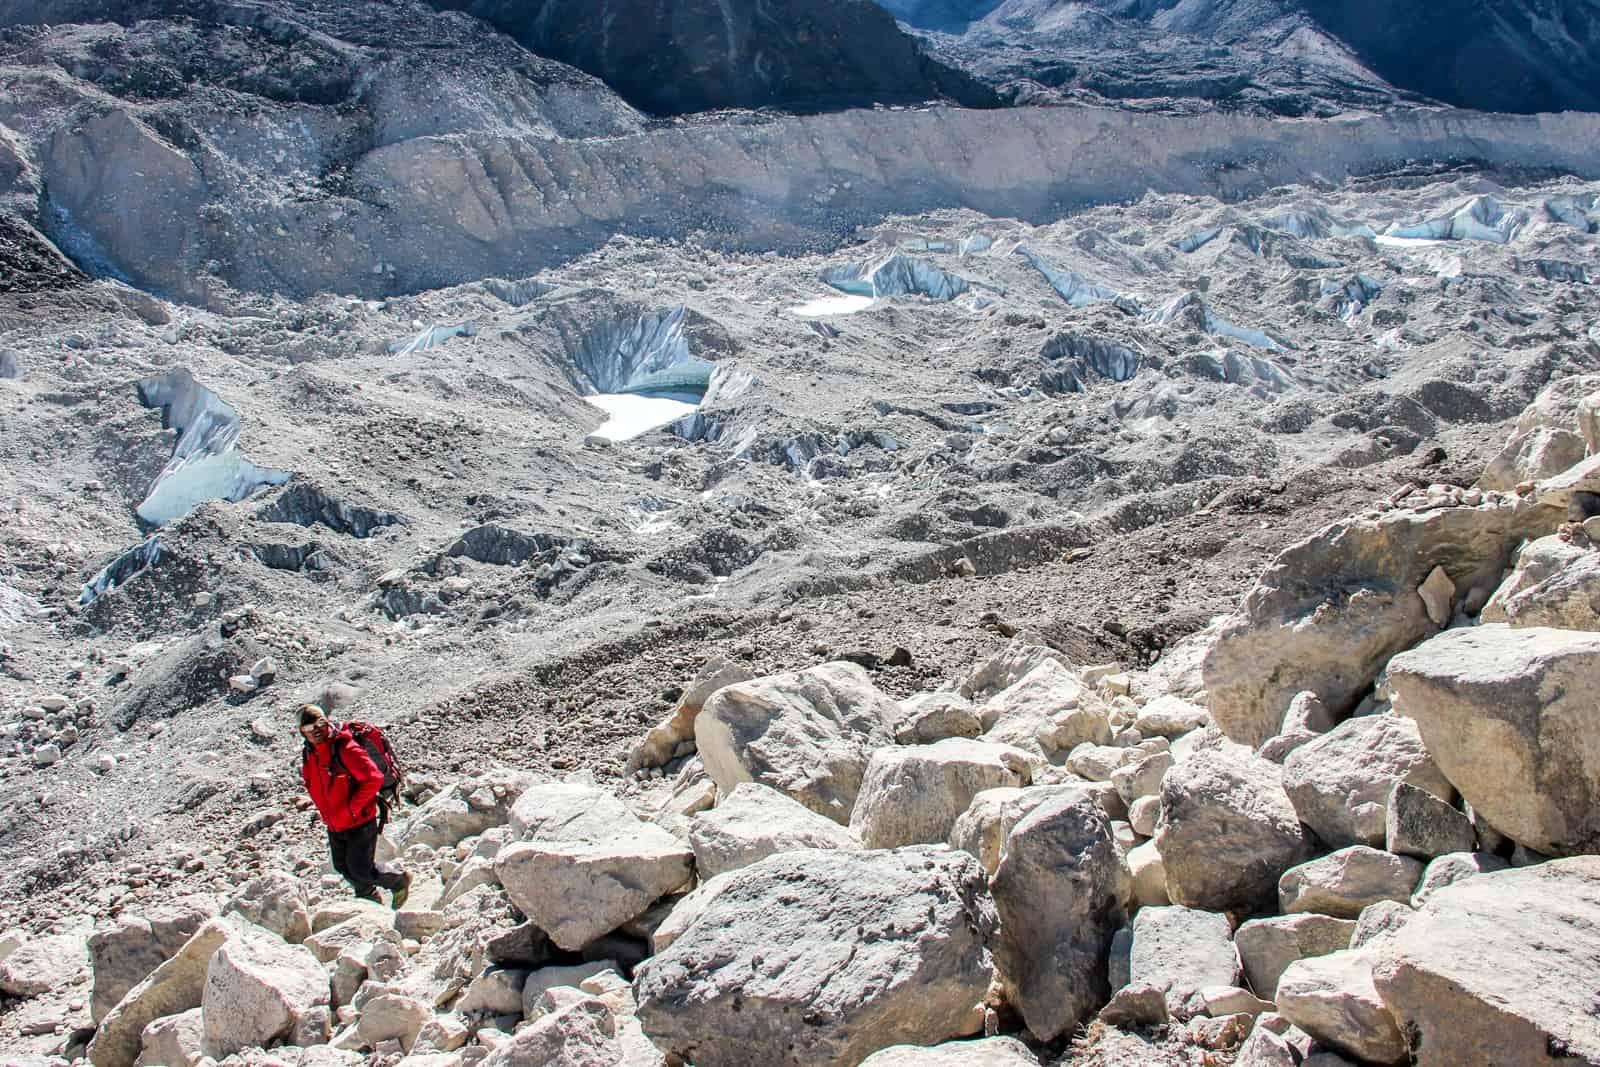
[
  {"x1": 390, "y1": 871, "x2": 413, "y2": 911},
  {"x1": 354, "y1": 887, "x2": 381, "y2": 904}
]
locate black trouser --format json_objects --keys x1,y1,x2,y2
[{"x1": 327, "y1": 818, "x2": 405, "y2": 898}]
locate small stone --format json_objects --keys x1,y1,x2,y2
[
  {"x1": 1128, "y1": 795, "x2": 1159, "y2": 837},
  {"x1": 33, "y1": 743, "x2": 61, "y2": 767},
  {"x1": 1099, "y1": 982, "x2": 1169, "y2": 1027},
  {"x1": 38, "y1": 694, "x2": 70, "y2": 712},
  {"x1": 250, "y1": 658, "x2": 276, "y2": 685},
  {"x1": 1417, "y1": 565, "x2": 1456, "y2": 626},
  {"x1": 228, "y1": 675, "x2": 259, "y2": 694}
]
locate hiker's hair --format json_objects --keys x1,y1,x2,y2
[{"x1": 298, "y1": 704, "x2": 327, "y2": 727}]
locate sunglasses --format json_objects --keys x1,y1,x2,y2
[{"x1": 300, "y1": 717, "x2": 329, "y2": 735}]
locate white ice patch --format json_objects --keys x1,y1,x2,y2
[
  {"x1": 388, "y1": 321, "x2": 478, "y2": 355},
  {"x1": 1383, "y1": 195, "x2": 1528, "y2": 246},
  {"x1": 1016, "y1": 246, "x2": 1132, "y2": 309},
  {"x1": 138, "y1": 450, "x2": 291, "y2": 527},
  {"x1": 1375, "y1": 234, "x2": 1450, "y2": 249},
  {"x1": 789, "y1": 294, "x2": 875, "y2": 317},
  {"x1": 584, "y1": 393, "x2": 699, "y2": 442}
]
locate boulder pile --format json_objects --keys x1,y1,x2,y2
[{"x1": 12, "y1": 380, "x2": 1600, "y2": 1064}]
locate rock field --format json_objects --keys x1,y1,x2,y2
[{"x1": 4, "y1": 0, "x2": 1600, "y2": 1065}]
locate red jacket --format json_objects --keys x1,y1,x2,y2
[{"x1": 302, "y1": 727, "x2": 383, "y2": 832}]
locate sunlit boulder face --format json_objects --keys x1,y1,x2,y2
[{"x1": 133, "y1": 370, "x2": 290, "y2": 528}]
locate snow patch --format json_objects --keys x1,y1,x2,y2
[
  {"x1": 585, "y1": 394, "x2": 700, "y2": 442},
  {"x1": 789, "y1": 295, "x2": 875, "y2": 317}
]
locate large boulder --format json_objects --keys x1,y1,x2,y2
[
  {"x1": 989, "y1": 789, "x2": 1126, "y2": 1041},
  {"x1": 1478, "y1": 375, "x2": 1592, "y2": 491},
  {"x1": 893, "y1": 692, "x2": 983, "y2": 744},
  {"x1": 1203, "y1": 504, "x2": 1541, "y2": 747},
  {"x1": 1123, "y1": 905, "x2": 1239, "y2": 1017},
  {"x1": 1279, "y1": 847, "x2": 1424, "y2": 919},
  {"x1": 1276, "y1": 949, "x2": 1407, "y2": 1065},
  {"x1": 976, "y1": 659, "x2": 1111, "y2": 758},
  {"x1": 857, "y1": 1037, "x2": 1038, "y2": 1065},
  {"x1": 689, "y1": 782, "x2": 860, "y2": 878},
  {"x1": 1480, "y1": 535, "x2": 1588, "y2": 624},
  {"x1": 89, "y1": 919, "x2": 234, "y2": 1067},
  {"x1": 634, "y1": 847, "x2": 998, "y2": 1067},
  {"x1": 1233, "y1": 913, "x2": 1355, "y2": 1000},
  {"x1": 1370, "y1": 857, "x2": 1600, "y2": 1066},
  {"x1": 1155, "y1": 732, "x2": 1310, "y2": 913},
  {"x1": 134, "y1": 1006, "x2": 205, "y2": 1067},
  {"x1": 1410, "y1": 851, "x2": 1510, "y2": 907},
  {"x1": 949, "y1": 785, "x2": 1070, "y2": 875},
  {"x1": 1385, "y1": 781, "x2": 1476, "y2": 859},
  {"x1": 201, "y1": 921, "x2": 330, "y2": 1056},
  {"x1": 1281, "y1": 714, "x2": 1453, "y2": 849},
  {"x1": 955, "y1": 638, "x2": 1073, "y2": 701},
  {"x1": 627, "y1": 656, "x2": 755, "y2": 774},
  {"x1": 1388, "y1": 624, "x2": 1600, "y2": 855},
  {"x1": 1494, "y1": 548, "x2": 1600, "y2": 630},
  {"x1": 497, "y1": 782, "x2": 693, "y2": 951},
  {"x1": 88, "y1": 899, "x2": 214, "y2": 1023},
  {"x1": 694, "y1": 662, "x2": 900, "y2": 824},
  {"x1": 223, "y1": 871, "x2": 309, "y2": 944},
  {"x1": 851, "y1": 739, "x2": 1032, "y2": 849},
  {"x1": 397, "y1": 769, "x2": 544, "y2": 851},
  {"x1": 0, "y1": 927, "x2": 88, "y2": 998},
  {"x1": 481, "y1": 995, "x2": 621, "y2": 1067}
]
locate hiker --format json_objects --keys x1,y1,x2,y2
[{"x1": 299, "y1": 704, "x2": 412, "y2": 907}]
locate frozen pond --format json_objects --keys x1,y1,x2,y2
[{"x1": 585, "y1": 393, "x2": 699, "y2": 442}]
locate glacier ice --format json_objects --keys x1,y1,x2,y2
[
  {"x1": 1259, "y1": 206, "x2": 1375, "y2": 240},
  {"x1": 79, "y1": 537, "x2": 162, "y2": 606},
  {"x1": 483, "y1": 278, "x2": 553, "y2": 306},
  {"x1": 1320, "y1": 274, "x2": 1384, "y2": 320},
  {"x1": 574, "y1": 305, "x2": 705, "y2": 394},
  {"x1": 1544, "y1": 195, "x2": 1599, "y2": 234},
  {"x1": 1384, "y1": 195, "x2": 1527, "y2": 245},
  {"x1": 134, "y1": 369, "x2": 290, "y2": 528},
  {"x1": 1016, "y1": 246, "x2": 1134, "y2": 310},
  {"x1": 1175, "y1": 227, "x2": 1223, "y2": 253},
  {"x1": 387, "y1": 321, "x2": 478, "y2": 355},
  {"x1": 822, "y1": 252, "x2": 970, "y2": 301},
  {"x1": 1039, "y1": 332, "x2": 1143, "y2": 393},
  {"x1": 1144, "y1": 292, "x2": 1284, "y2": 351},
  {"x1": 256, "y1": 484, "x2": 404, "y2": 538},
  {"x1": 0, "y1": 350, "x2": 19, "y2": 379},
  {"x1": 1185, "y1": 349, "x2": 1298, "y2": 393}
]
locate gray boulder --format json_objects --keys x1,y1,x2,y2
[
  {"x1": 1281, "y1": 713, "x2": 1453, "y2": 849},
  {"x1": 1385, "y1": 781, "x2": 1475, "y2": 859},
  {"x1": 1203, "y1": 504, "x2": 1538, "y2": 747},
  {"x1": 481, "y1": 995, "x2": 621, "y2": 1067},
  {"x1": 134, "y1": 1006, "x2": 204, "y2": 1067},
  {"x1": 1388, "y1": 624, "x2": 1600, "y2": 855},
  {"x1": 397, "y1": 769, "x2": 543, "y2": 851},
  {"x1": 990, "y1": 789, "x2": 1126, "y2": 1041},
  {"x1": 1490, "y1": 542, "x2": 1600, "y2": 631},
  {"x1": 1276, "y1": 949, "x2": 1407, "y2": 1065},
  {"x1": 694, "y1": 661, "x2": 900, "y2": 824},
  {"x1": 223, "y1": 871, "x2": 309, "y2": 944},
  {"x1": 1233, "y1": 913, "x2": 1355, "y2": 1000},
  {"x1": 1410, "y1": 851, "x2": 1510, "y2": 907},
  {"x1": 857, "y1": 1037, "x2": 1037, "y2": 1066},
  {"x1": 634, "y1": 847, "x2": 997, "y2": 1067},
  {"x1": 89, "y1": 898, "x2": 214, "y2": 1023},
  {"x1": 893, "y1": 692, "x2": 982, "y2": 744},
  {"x1": 976, "y1": 659, "x2": 1111, "y2": 759},
  {"x1": 1479, "y1": 534, "x2": 1587, "y2": 623},
  {"x1": 1124, "y1": 905, "x2": 1239, "y2": 1017},
  {"x1": 201, "y1": 921, "x2": 330, "y2": 1056},
  {"x1": 1279, "y1": 847, "x2": 1425, "y2": 919},
  {"x1": 1155, "y1": 732, "x2": 1310, "y2": 913},
  {"x1": 89, "y1": 919, "x2": 234, "y2": 1067},
  {"x1": 1370, "y1": 857, "x2": 1600, "y2": 1066},
  {"x1": 627, "y1": 656, "x2": 756, "y2": 773},
  {"x1": 1133, "y1": 695, "x2": 1210, "y2": 739},
  {"x1": 689, "y1": 782, "x2": 860, "y2": 878},
  {"x1": 851, "y1": 739, "x2": 1032, "y2": 849},
  {"x1": 497, "y1": 782, "x2": 693, "y2": 951}
]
